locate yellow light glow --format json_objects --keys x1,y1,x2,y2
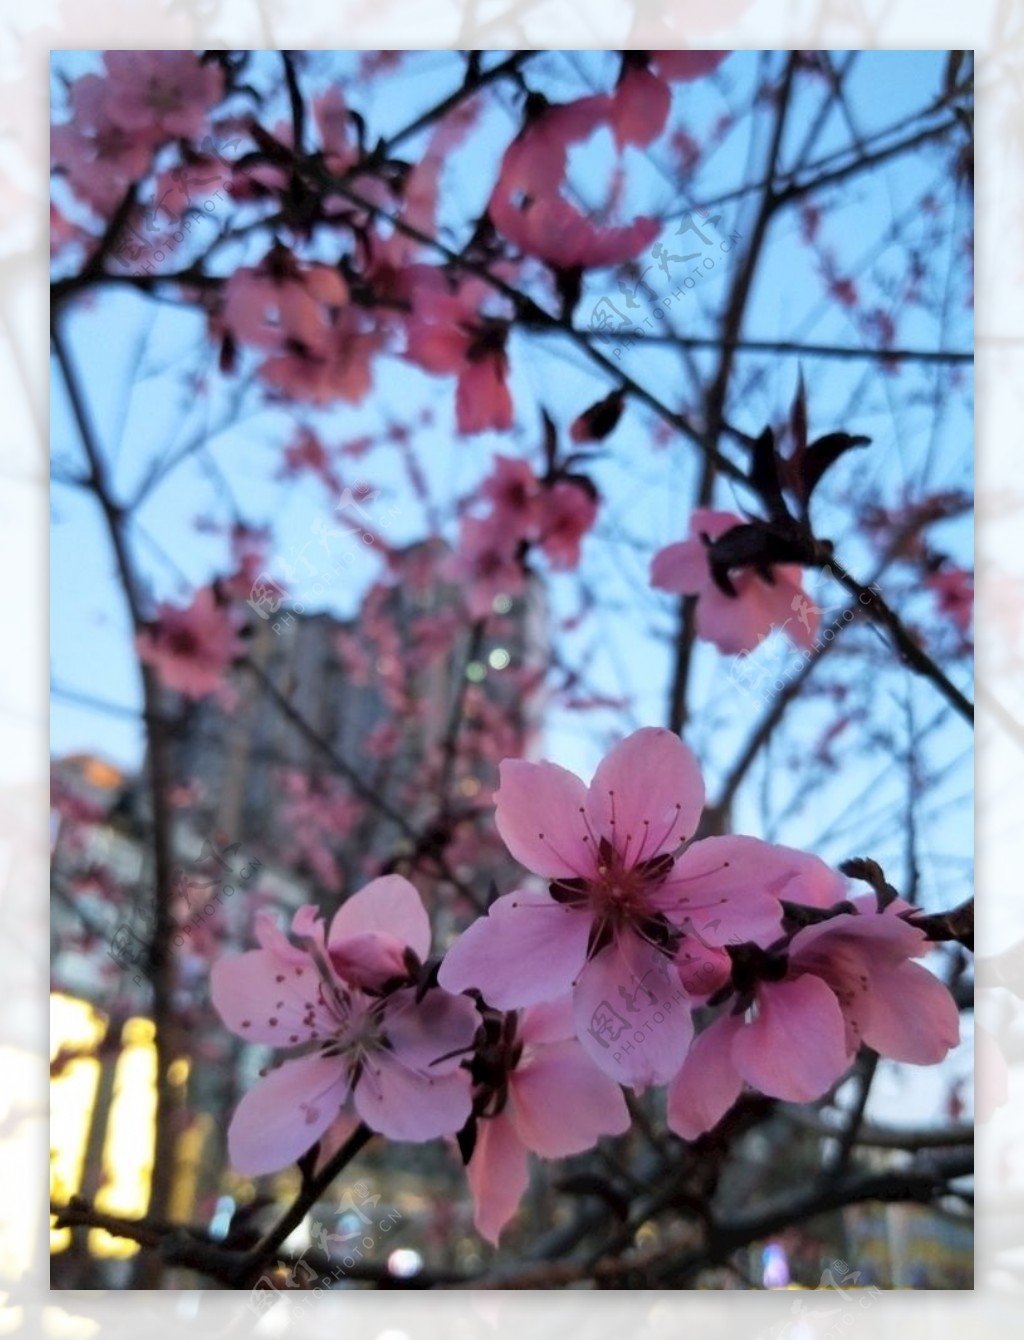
[
  {"x1": 89, "y1": 1018, "x2": 157, "y2": 1260},
  {"x1": 168, "y1": 1113, "x2": 212, "y2": 1224},
  {"x1": 167, "y1": 1057, "x2": 190, "y2": 1088},
  {"x1": 49, "y1": 996, "x2": 107, "y2": 1253}
]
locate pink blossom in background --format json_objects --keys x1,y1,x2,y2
[
  {"x1": 536, "y1": 481, "x2": 599, "y2": 569},
  {"x1": 223, "y1": 250, "x2": 349, "y2": 354},
  {"x1": 275, "y1": 425, "x2": 341, "y2": 494},
  {"x1": 440, "y1": 727, "x2": 799, "y2": 1088},
  {"x1": 135, "y1": 587, "x2": 243, "y2": 699},
  {"x1": 462, "y1": 455, "x2": 598, "y2": 581},
  {"x1": 481, "y1": 455, "x2": 542, "y2": 538},
  {"x1": 488, "y1": 94, "x2": 661, "y2": 270},
  {"x1": 926, "y1": 566, "x2": 974, "y2": 634},
  {"x1": 609, "y1": 51, "x2": 728, "y2": 150},
  {"x1": 667, "y1": 896, "x2": 961, "y2": 1139},
  {"x1": 610, "y1": 64, "x2": 673, "y2": 149},
  {"x1": 403, "y1": 271, "x2": 513, "y2": 434},
  {"x1": 278, "y1": 771, "x2": 362, "y2": 894},
  {"x1": 651, "y1": 51, "x2": 731, "y2": 82},
  {"x1": 103, "y1": 50, "x2": 224, "y2": 143},
  {"x1": 466, "y1": 999, "x2": 630, "y2": 1243},
  {"x1": 258, "y1": 307, "x2": 386, "y2": 406},
  {"x1": 51, "y1": 74, "x2": 155, "y2": 217},
  {"x1": 447, "y1": 516, "x2": 526, "y2": 621},
  {"x1": 651, "y1": 508, "x2": 819, "y2": 654},
  {"x1": 211, "y1": 876, "x2": 480, "y2": 1174}
]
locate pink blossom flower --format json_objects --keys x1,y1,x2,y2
[
  {"x1": 488, "y1": 96, "x2": 660, "y2": 270},
  {"x1": 467, "y1": 457, "x2": 598, "y2": 573},
  {"x1": 403, "y1": 272, "x2": 513, "y2": 435},
  {"x1": 651, "y1": 51, "x2": 730, "y2": 82},
  {"x1": 926, "y1": 567, "x2": 973, "y2": 634},
  {"x1": 258, "y1": 308, "x2": 386, "y2": 406},
  {"x1": 439, "y1": 727, "x2": 800, "y2": 1088},
  {"x1": 480, "y1": 455, "x2": 541, "y2": 538},
  {"x1": 465, "y1": 999, "x2": 630, "y2": 1243},
  {"x1": 651, "y1": 508, "x2": 819, "y2": 654},
  {"x1": 609, "y1": 51, "x2": 729, "y2": 149},
  {"x1": 211, "y1": 876, "x2": 480, "y2": 1174},
  {"x1": 103, "y1": 51, "x2": 224, "y2": 143},
  {"x1": 447, "y1": 516, "x2": 526, "y2": 621},
  {"x1": 536, "y1": 480, "x2": 599, "y2": 569},
  {"x1": 51, "y1": 75, "x2": 155, "y2": 217},
  {"x1": 609, "y1": 64, "x2": 672, "y2": 150},
  {"x1": 135, "y1": 587, "x2": 243, "y2": 699},
  {"x1": 667, "y1": 897, "x2": 961, "y2": 1139},
  {"x1": 223, "y1": 248, "x2": 349, "y2": 355}
]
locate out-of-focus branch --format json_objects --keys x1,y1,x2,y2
[
  {"x1": 51, "y1": 317, "x2": 182, "y2": 1287},
  {"x1": 668, "y1": 52, "x2": 800, "y2": 735},
  {"x1": 243, "y1": 657, "x2": 486, "y2": 909},
  {"x1": 828, "y1": 564, "x2": 974, "y2": 722}
]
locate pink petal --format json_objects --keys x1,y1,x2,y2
[
  {"x1": 437, "y1": 890, "x2": 592, "y2": 1009},
  {"x1": 254, "y1": 910, "x2": 310, "y2": 963},
  {"x1": 652, "y1": 835, "x2": 787, "y2": 945},
  {"x1": 510, "y1": 1038, "x2": 630, "y2": 1156},
  {"x1": 732, "y1": 975, "x2": 850, "y2": 1101},
  {"x1": 404, "y1": 322, "x2": 468, "y2": 373},
  {"x1": 494, "y1": 758, "x2": 593, "y2": 878},
  {"x1": 775, "y1": 565, "x2": 819, "y2": 649},
  {"x1": 585, "y1": 726, "x2": 705, "y2": 857},
  {"x1": 210, "y1": 949, "x2": 332, "y2": 1044},
  {"x1": 612, "y1": 66, "x2": 671, "y2": 149},
  {"x1": 650, "y1": 538, "x2": 710, "y2": 595},
  {"x1": 329, "y1": 930, "x2": 408, "y2": 989},
  {"x1": 353, "y1": 1048, "x2": 472, "y2": 1141},
  {"x1": 312, "y1": 1109, "x2": 361, "y2": 1175},
  {"x1": 690, "y1": 508, "x2": 745, "y2": 541},
  {"x1": 327, "y1": 874, "x2": 431, "y2": 961},
  {"x1": 857, "y1": 959, "x2": 960, "y2": 1064},
  {"x1": 790, "y1": 904, "x2": 928, "y2": 963},
  {"x1": 227, "y1": 1053, "x2": 351, "y2": 1175},
  {"x1": 572, "y1": 215, "x2": 662, "y2": 269},
  {"x1": 467, "y1": 1110, "x2": 530, "y2": 1245},
  {"x1": 381, "y1": 986, "x2": 481, "y2": 1072},
  {"x1": 653, "y1": 51, "x2": 730, "y2": 81},
  {"x1": 695, "y1": 581, "x2": 780, "y2": 655},
  {"x1": 456, "y1": 354, "x2": 513, "y2": 434},
  {"x1": 666, "y1": 1014, "x2": 744, "y2": 1139},
  {"x1": 732, "y1": 567, "x2": 816, "y2": 652},
  {"x1": 519, "y1": 997, "x2": 576, "y2": 1045},
  {"x1": 573, "y1": 930, "x2": 693, "y2": 1088}
]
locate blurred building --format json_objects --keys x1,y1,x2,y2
[{"x1": 162, "y1": 537, "x2": 547, "y2": 904}]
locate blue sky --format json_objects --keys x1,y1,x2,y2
[{"x1": 51, "y1": 49, "x2": 973, "y2": 930}]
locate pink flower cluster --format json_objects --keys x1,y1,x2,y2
[
  {"x1": 451, "y1": 454, "x2": 599, "y2": 619},
  {"x1": 51, "y1": 52, "x2": 223, "y2": 217},
  {"x1": 218, "y1": 245, "x2": 384, "y2": 405},
  {"x1": 439, "y1": 729, "x2": 959, "y2": 1212},
  {"x1": 213, "y1": 729, "x2": 959, "y2": 1244}
]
